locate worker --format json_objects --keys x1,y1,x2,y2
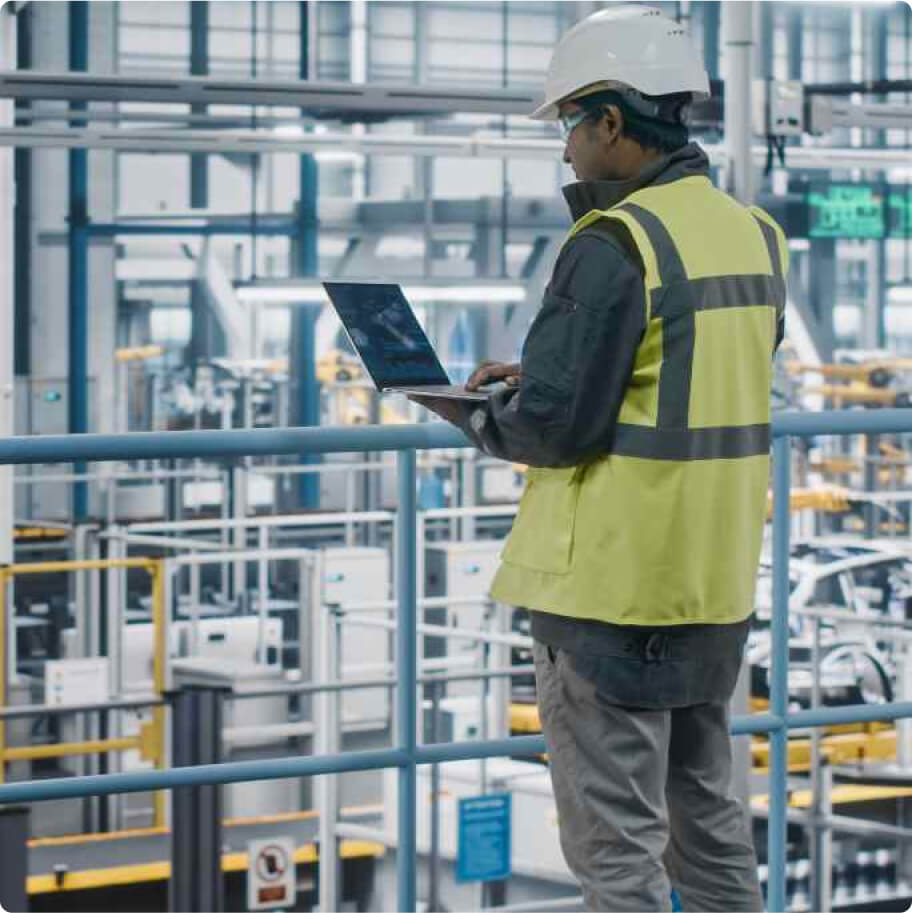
[{"x1": 410, "y1": 5, "x2": 787, "y2": 912}]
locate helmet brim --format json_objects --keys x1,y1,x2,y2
[{"x1": 528, "y1": 98, "x2": 558, "y2": 121}]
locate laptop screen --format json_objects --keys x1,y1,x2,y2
[{"x1": 323, "y1": 282, "x2": 451, "y2": 389}]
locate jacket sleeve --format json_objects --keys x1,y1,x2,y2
[{"x1": 459, "y1": 230, "x2": 646, "y2": 468}]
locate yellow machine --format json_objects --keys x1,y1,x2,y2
[{"x1": 317, "y1": 349, "x2": 408, "y2": 426}]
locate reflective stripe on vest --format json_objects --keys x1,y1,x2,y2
[{"x1": 569, "y1": 196, "x2": 786, "y2": 461}]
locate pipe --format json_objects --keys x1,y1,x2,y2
[
  {"x1": 6, "y1": 410, "x2": 912, "y2": 467},
  {"x1": 722, "y1": 0, "x2": 755, "y2": 204},
  {"x1": 0, "y1": 737, "x2": 139, "y2": 761},
  {"x1": 396, "y1": 450, "x2": 418, "y2": 913},
  {"x1": 768, "y1": 435, "x2": 791, "y2": 913},
  {"x1": 1, "y1": 125, "x2": 911, "y2": 172},
  {"x1": 67, "y1": 1, "x2": 89, "y2": 521}
]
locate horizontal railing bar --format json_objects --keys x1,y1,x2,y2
[
  {"x1": 0, "y1": 695, "x2": 163, "y2": 719},
  {"x1": 751, "y1": 807, "x2": 912, "y2": 843},
  {"x1": 731, "y1": 712, "x2": 782, "y2": 736},
  {"x1": 773, "y1": 408, "x2": 912, "y2": 438},
  {"x1": 787, "y1": 700, "x2": 912, "y2": 728},
  {"x1": 13, "y1": 468, "x2": 223, "y2": 483},
  {"x1": 129, "y1": 509, "x2": 394, "y2": 534},
  {"x1": 232, "y1": 664, "x2": 538, "y2": 700},
  {"x1": 416, "y1": 735, "x2": 546, "y2": 765},
  {"x1": 3, "y1": 411, "x2": 912, "y2": 466},
  {"x1": 0, "y1": 423, "x2": 469, "y2": 464},
  {"x1": 0, "y1": 712, "x2": 804, "y2": 804},
  {"x1": 0, "y1": 747, "x2": 413, "y2": 803},
  {"x1": 787, "y1": 603, "x2": 912, "y2": 634},
  {"x1": 490, "y1": 895, "x2": 583, "y2": 912},
  {"x1": 0, "y1": 737, "x2": 139, "y2": 761}
]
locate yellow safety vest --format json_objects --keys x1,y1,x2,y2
[{"x1": 489, "y1": 175, "x2": 788, "y2": 626}]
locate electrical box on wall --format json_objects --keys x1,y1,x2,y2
[{"x1": 753, "y1": 80, "x2": 804, "y2": 137}]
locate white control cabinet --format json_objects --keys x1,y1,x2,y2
[
  {"x1": 424, "y1": 540, "x2": 505, "y2": 695},
  {"x1": 321, "y1": 546, "x2": 391, "y2": 727}
]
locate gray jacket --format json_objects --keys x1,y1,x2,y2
[{"x1": 458, "y1": 143, "x2": 712, "y2": 468}]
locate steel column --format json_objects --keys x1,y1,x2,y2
[
  {"x1": 11, "y1": 4, "x2": 27, "y2": 382},
  {"x1": 396, "y1": 449, "x2": 418, "y2": 913},
  {"x1": 189, "y1": 2, "x2": 208, "y2": 206},
  {"x1": 702, "y1": 1, "x2": 720, "y2": 80},
  {"x1": 0, "y1": 805, "x2": 27, "y2": 912},
  {"x1": 0, "y1": 4, "x2": 15, "y2": 564},
  {"x1": 786, "y1": 6, "x2": 802, "y2": 80},
  {"x1": 68, "y1": 0, "x2": 89, "y2": 521},
  {"x1": 290, "y1": 1, "x2": 321, "y2": 508},
  {"x1": 170, "y1": 685, "x2": 225, "y2": 913},
  {"x1": 722, "y1": 0, "x2": 755, "y2": 204},
  {"x1": 188, "y1": 1, "x2": 221, "y2": 364},
  {"x1": 768, "y1": 434, "x2": 791, "y2": 913}
]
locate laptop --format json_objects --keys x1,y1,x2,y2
[{"x1": 322, "y1": 281, "x2": 494, "y2": 401}]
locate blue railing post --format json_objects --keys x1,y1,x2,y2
[
  {"x1": 768, "y1": 434, "x2": 792, "y2": 913},
  {"x1": 396, "y1": 449, "x2": 418, "y2": 912},
  {"x1": 68, "y1": 1, "x2": 89, "y2": 522}
]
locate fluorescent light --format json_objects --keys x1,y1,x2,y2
[
  {"x1": 788, "y1": 239, "x2": 810, "y2": 252},
  {"x1": 273, "y1": 124, "x2": 305, "y2": 138},
  {"x1": 888, "y1": 286, "x2": 912, "y2": 305},
  {"x1": 235, "y1": 283, "x2": 526, "y2": 305},
  {"x1": 236, "y1": 286, "x2": 326, "y2": 304},
  {"x1": 406, "y1": 285, "x2": 525, "y2": 303},
  {"x1": 314, "y1": 150, "x2": 366, "y2": 164}
]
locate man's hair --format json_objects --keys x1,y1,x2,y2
[{"x1": 579, "y1": 89, "x2": 691, "y2": 154}]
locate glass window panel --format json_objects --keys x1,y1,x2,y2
[
  {"x1": 271, "y1": 2, "x2": 299, "y2": 31},
  {"x1": 370, "y1": 38, "x2": 415, "y2": 77},
  {"x1": 370, "y1": 3, "x2": 414, "y2": 36},
  {"x1": 209, "y1": 1, "x2": 252, "y2": 29},
  {"x1": 120, "y1": 1, "x2": 188, "y2": 25},
  {"x1": 120, "y1": 26, "x2": 190, "y2": 58},
  {"x1": 429, "y1": 7, "x2": 502, "y2": 42},
  {"x1": 268, "y1": 33, "x2": 301, "y2": 63},
  {"x1": 506, "y1": 11, "x2": 559, "y2": 43},
  {"x1": 318, "y1": 35, "x2": 350, "y2": 80},
  {"x1": 319, "y1": 1, "x2": 351, "y2": 32},
  {"x1": 209, "y1": 30, "x2": 254, "y2": 61}
]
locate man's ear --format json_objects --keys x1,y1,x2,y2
[{"x1": 598, "y1": 104, "x2": 624, "y2": 144}]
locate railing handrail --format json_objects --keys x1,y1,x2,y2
[
  {"x1": 1, "y1": 408, "x2": 912, "y2": 465},
  {"x1": 4, "y1": 410, "x2": 912, "y2": 912},
  {"x1": 0, "y1": 421, "x2": 469, "y2": 464}
]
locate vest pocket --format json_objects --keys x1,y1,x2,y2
[{"x1": 501, "y1": 466, "x2": 582, "y2": 575}]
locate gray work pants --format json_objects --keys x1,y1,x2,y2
[{"x1": 533, "y1": 640, "x2": 764, "y2": 913}]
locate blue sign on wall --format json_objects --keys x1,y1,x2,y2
[{"x1": 457, "y1": 793, "x2": 511, "y2": 883}]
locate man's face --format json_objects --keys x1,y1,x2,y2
[
  {"x1": 559, "y1": 101, "x2": 598, "y2": 181},
  {"x1": 558, "y1": 100, "x2": 629, "y2": 183}
]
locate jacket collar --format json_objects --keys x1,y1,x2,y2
[{"x1": 562, "y1": 142, "x2": 711, "y2": 222}]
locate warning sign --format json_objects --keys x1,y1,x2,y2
[{"x1": 247, "y1": 837, "x2": 296, "y2": 911}]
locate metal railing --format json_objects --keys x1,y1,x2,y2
[{"x1": 0, "y1": 413, "x2": 912, "y2": 911}]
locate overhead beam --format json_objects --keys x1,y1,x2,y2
[
  {"x1": 0, "y1": 70, "x2": 541, "y2": 117},
  {"x1": 0, "y1": 125, "x2": 909, "y2": 172}
]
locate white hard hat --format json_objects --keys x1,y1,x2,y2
[{"x1": 530, "y1": 5, "x2": 711, "y2": 121}]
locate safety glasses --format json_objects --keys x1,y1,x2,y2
[{"x1": 557, "y1": 107, "x2": 599, "y2": 143}]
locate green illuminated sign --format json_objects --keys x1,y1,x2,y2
[
  {"x1": 808, "y1": 184, "x2": 885, "y2": 240},
  {"x1": 888, "y1": 188, "x2": 912, "y2": 239}
]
